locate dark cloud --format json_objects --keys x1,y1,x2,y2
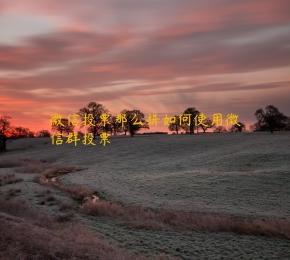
[{"x1": 0, "y1": 30, "x2": 128, "y2": 70}]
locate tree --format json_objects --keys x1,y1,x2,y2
[
  {"x1": 230, "y1": 122, "x2": 246, "y2": 133},
  {"x1": 110, "y1": 116, "x2": 123, "y2": 135},
  {"x1": 285, "y1": 117, "x2": 290, "y2": 131},
  {"x1": 254, "y1": 105, "x2": 288, "y2": 133},
  {"x1": 182, "y1": 107, "x2": 200, "y2": 134},
  {"x1": 11, "y1": 127, "x2": 34, "y2": 138},
  {"x1": 199, "y1": 118, "x2": 213, "y2": 133},
  {"x1": 79, "y1": 102, "x2": 108, "y2": 138},
  {"x1": 36, "y1": 130, "x2": 51, "y2": 138},
  {"x1": 213, "y1": 126, "x2": 227, "y2": 133},
  {"x1": 51, "y1": 118, "x2": 74, "y2": 135},
  {"x1": 168, "y1": 115, "x2": 181, "y2": 134},
  {"x1": 123, "y1": 109, "x2": 149, "y2": 137},
  {"x1": 0, "y1": 116, "x2": 11, "y2": 152}
]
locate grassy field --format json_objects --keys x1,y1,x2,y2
[{"x1": 0, "y1": 132, "x2": 290, "y2": 259}]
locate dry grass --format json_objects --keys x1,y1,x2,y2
[
  {"x1": 55, "y1": 212, "x2": 75, "y2": 223},
  {"x1": 0, "y1": 198, "x2": 144, "y2": 260},
  {"x1": 24, "y1": 160, "x2": 91, "y2": 202},
  {"x1": 43, "y1": 166, "x2": 82, "y2": 178},
  {"x1": 0, "y1": 158, "x2": 49, "y2": 172},
  {"x1": 29, "y1": 161, "x2": 91, "y2": 201},
  {"x1": 0, "y1": 198, "x2": 53, "y2": 226},
  {"x1": 15, "y1": 159, "x2": 82, "y2": 176},
  {"x1": 5, "y1": 188, "x2": 22, "y2": 200},
  {"x1": 55, "y1": 183, "x2": 92, "y2": 201},
  {"x1": 15, "y1": 161, "x2": 47, "y2": 173},
  {"x1": 0, "y1": 174, "x2": 22, "y2": 186},
  {"x1": 0, "y1": 159, "x2": 23, "y2": 168},
  {"x1": 81, "y1": 200, "x2": 290, "y2": 240},
  {"x1": 28, "y1": 159, "x2": 290, "y2": 240},
  {"x1": 35, "y1": 176, "x2": 92, "y2": 201}
]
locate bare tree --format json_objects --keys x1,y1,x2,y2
[
  {"x1": 168, "y1": 115, "x2": 181, "y2": 134},
  {"x1": 199, "y1": 118, "x2": 213, "y2": 133},
  {"x1": 0, "y1": 116, "x2": 11, "y2": 152}
]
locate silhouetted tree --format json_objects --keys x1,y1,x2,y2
[
  {"x1": 168, "y1": 115, "x2": 181, "y2": 134},
  {"x1": 254, "y1": 105, "x2": 288, "y2": 133},
  {"x1": 101, "y1": 115, "x2": 113, "y2": 134},
  {"x1": 120, "y1": 109, "x2": 130, "y2": 136},
  {"x1": 200, "y1": 118, "x2": 213, "y2": 133},
  {"x1": 11, "y1": 127, "x2": 34, "y2": 138},
  {"x1": 77, "y1": 131, "x2": 84, "y2": 138},
  {"x1": 285, "y1": 117, "x2": 290, "y2": 131},
  {"x1": 230, "y1": 122, "x2": 246, "y2": 133},
  {"x1": 79, "y1": 102, "x2": 108, "y2": 138},
  {"x1": 182, "y1": 107, "x2": 200, "y2": 134},
  {"x1": 36, "y1": 130, "x2": 51, "y2": 138},
  {"x1": 214, "y1": 126, "x2": 227, "y2": 133},
  {"x1": 0, "y1": 116, "x2": 11, "y2": 152},
  {"x1": 123, "y1": 109, "x2": 149, "y2": 137},
  {"x1": 110, "y1": 116, "x2": 123, "y2": 135},
  {"x1": 51, "y1": 118, "x2": 74, "y2": 135}
]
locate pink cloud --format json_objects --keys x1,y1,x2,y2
[{"x1": 0, "y1": 0, "x2": 289, "y2": 131}]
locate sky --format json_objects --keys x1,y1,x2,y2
[{"x1": 0, "y1": 0, "x2": 290, "y2": 132}]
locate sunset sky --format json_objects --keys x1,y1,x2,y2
[{"x1": 0, "y1": 0, "x2": 290, "y2": 131}]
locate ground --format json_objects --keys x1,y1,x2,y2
[{"x1": 0, "y1": 132, "x2": 290, "y2": 259}]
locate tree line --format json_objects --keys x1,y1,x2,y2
[
  {"x1": 50, "y1": 103, "x2": 245, "y2": 137},
  {"x1": 0, "y1": 103, "x2": 289, "y2": 152}
]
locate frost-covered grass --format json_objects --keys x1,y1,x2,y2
[
  {"x1": 1, "y1": 132, "x2": 290, "y2": 259},
  {"x1": 69, "y1": 132, "x2": 290, "y2": 218},
  {"x1": 2, "y1": 132, "x2": 290, "y2": 218}
]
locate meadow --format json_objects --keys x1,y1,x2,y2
[{"x1": 0, "y1": 132, "x2": 290, "y2": 259}]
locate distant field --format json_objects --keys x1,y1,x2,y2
[
  {"x1": 6, "y1": 132, "x2": 290, "y2": 217},
  {"x1": 1, "y1": 132, "x2": 290, "y2": 259}
]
